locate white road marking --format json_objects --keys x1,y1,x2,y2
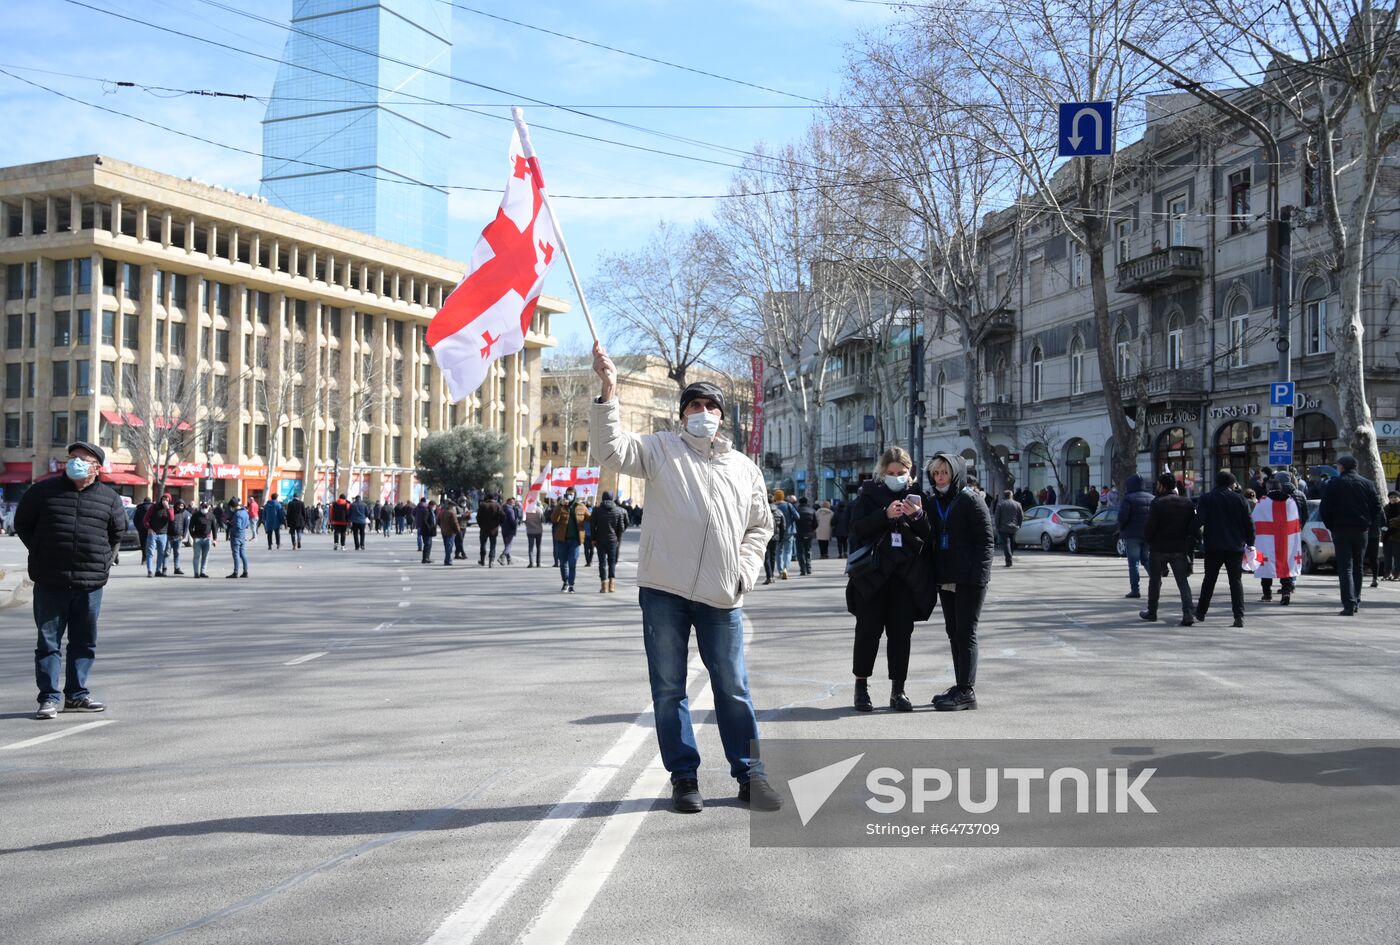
[
  {"x1": 0, "y1": 719, "x2": 116, "y2": 751},
  {"x1": 398, "y1": 601, "x2": 411, "y2": 608},
  {"x1": 403, "y1": 587, "x2": 412, "y2": 592},
  {"x1": 1194, "y1": 669, "x2": 1240, "y2": 688},
  {"x1": 284, "y1": 652, "x2": 327, "y2": 666}
]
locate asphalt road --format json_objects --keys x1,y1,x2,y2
[{"x1": 2, "y1": 530, "x2": 1398, "y2": 944}]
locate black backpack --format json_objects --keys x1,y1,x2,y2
[{"x1": 770, "y1": 506, "x2": 787, "y2": 541}]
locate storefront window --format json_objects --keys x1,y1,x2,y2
[
  {"x1": 1214, "y1": 420, "x2": 1259, "y2": 482},
  {"x1": 1295, "y1": 412, "x2": 1338, "y2": 471},
  {"x1": 1155, "y1": 426, "x2": 1197, "y2": 486},
  {"x1": 1065, "y1": 438, "x2": 1090, "y2": 500}
]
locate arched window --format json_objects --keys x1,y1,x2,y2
[
  {"x1": 936, "y1": 370, "x2": 947, "y2": 417},
  {"x1": 1227, "y1": 294, "x2": 1249, "y2": 368},
  {"x1": 1115, "y1": 323, "x2": 1132, "y2": 378},
  {"x1": 1030, "y1": 346, "x2": 1044, "y2": 402},
  {"x1": 1069, "y1": 337, "x2": 1085, "y2": 395},
  {"x1": 1303, "y1": 277, "x2": 1329, "y2": 355},
  {"x1": 994, "y1": 356, "x2": 1008, "y2": 401},
  {"x1": 1166, "y1": 314, "x2": 1184, "y2": 370}
]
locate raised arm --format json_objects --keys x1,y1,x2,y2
[{"x1": 589, "y1": 341, "x2": 653, "y2": 479}]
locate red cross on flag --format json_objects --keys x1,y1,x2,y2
[
  {"x1": 427, "y1": 111, "x2": 559, "y2": 402},
  {"x1": 549, "y1": 466, "x2": 601, "y2": 499},
  {"x1": 523, "y1": 462, "x2": 552, "y2": 516},
  {"x1": 1251, "y1": 495, "x2": 1303, "y2": 580}
]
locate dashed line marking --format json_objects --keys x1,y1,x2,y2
[
  {"x1": 284, "y1": 652, "x2": 327, "y2": 666},
  {"x1": 1, "y1": 719, "x2": 116, "y2": 751}
]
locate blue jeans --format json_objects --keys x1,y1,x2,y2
[
  {"x1": 444, "y1": 534, "x2": 456, "y2": 565},
  {"x1": 192, "y1": 538, "x2": 211, "y2": 575},
  {"x1": 778, "y1": 531, "x2": 794, "y2": 571},
  {"x1": 1124, "y1": 538, "x2": 1147, "y2": 594},
  {"x1": 229, "y1": 539, "x2": 248, "y2": 574},
  {"x1": 420, "y1": 532, "x2": 434, "y2": 562},
  {"x1": 146, "y1": 532, "x2": 168, "y2": 574},
  {"x1": 528, "y1": 533, "x2": 542, "y2": 565},
  {"x1": 33, "y1": 583, "x2": 102, "y2": 705},
  {"x1": 639, "y1": 587, "x2": 763, "y2": 784},
  {"x1": 559, "y1": 539, "x2": 580, "y2": 586},
  {"x1": 168, "y1": 537, "x2": 181, "y2": 571}
]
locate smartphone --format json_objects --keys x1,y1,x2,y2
[{"x1": 905, "y1": 494, "x2": 922, "y2": 507}]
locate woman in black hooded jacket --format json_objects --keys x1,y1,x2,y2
[
  {"x1": 922, "y1": 451, "x2": 994, "y2": 710},
  {"x1": 845, "y1": 446, "x2": 939, "y2": 712}
]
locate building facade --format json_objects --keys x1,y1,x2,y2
[
  {"x1": 0, "y1": 155, "x2": 566, "y2": 507},
  {"x1": 260, "y1": 0, "x2": 452, "y2": 256}
]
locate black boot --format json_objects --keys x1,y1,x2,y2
[
  {"x1": 890, "y1": 681, "x2": 913, "y2": 713},
  {"x1": 854, "y1": 679, "x2": 873, "y2": 712}
]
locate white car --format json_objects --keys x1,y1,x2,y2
[
  {"x1": 1299, "y1": 500, "x2": 1334, "y2": 573},
  {"x1": 1014, "y1": 505, "x2": 1094, "y2": 551}
]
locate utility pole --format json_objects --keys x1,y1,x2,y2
[{"x1": 907, "y1": 304, "x2": 926, "y2": 474}]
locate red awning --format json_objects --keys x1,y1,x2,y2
[
  {"x1": 100, "y1": 410, "x2": 125, "y2": 425},
  {"x1": 124, "y1": 413, "x2": 145, "y2": 428},
  {"x1": 100, "y1": 471, "x2": 147, "y2": 486},
  {"x1": 0, "y1": 463, "x2": 31, "y2": 484},
  {"x1": 162, "y1": 476, "x2": 196, "y2": 487}
]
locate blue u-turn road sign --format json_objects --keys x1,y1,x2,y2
[{"x1": 1058, "y1": 102, "x2": 1114, "y2": 157}]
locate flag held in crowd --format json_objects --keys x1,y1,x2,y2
[
  {"x1": 523, "y1": 462, "x2": 552, "y2": 515},
  {"x1": 427, "y1": 110, "x2": 560, "y2": 403},
  {"x1": 549, "y1": 466, "x2": 601, "y2": 500},
  {"x1": 1250, "y1": 494, "x2": 1303, "y2": 580}
]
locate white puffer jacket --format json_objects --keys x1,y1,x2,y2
[{"x1": 591, "y1": 398, "x2": 772, "y2": 609}]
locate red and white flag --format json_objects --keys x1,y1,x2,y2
[
  {"x1": 1251, "y1": 495, "x2": 1303, "y2": 580},
  {"x1": 523, "y1": 462, "x2": 552, "y2": 516},
  {"x1": 427, "y1": 111, "x2": 559, "y2": 402},
  {"x1": 549, "y1": 466, "x2": 601, "y2": 500}
]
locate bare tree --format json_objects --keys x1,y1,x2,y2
[
  {"x1": 1021, "y1": 419, "x2": 1069, "y2": 498},
  {"x1": 122, "y1": 365, "x2": 224, "y2": 497},
  {"x1": 906, "y1": 0, "x2": 1200, "y2": 489},
  {"x1": 1176, "y1": 0, "x2": 1400, "y2": 495},
  {"x1": 541, "y1": 344, "x2": 596, "y2": 467},
  {"x1": 837, "y1": 31, "x2": 1028, "y2": 491},
  {"x1": 254, "y1": 336, "x2": 308, "y2": 500},
  {"x1": 593, "y1": 220, "x2": 734, "y2": 391},
  {"x1": 714, "y1": 127, "x2": 849, "y2": 497}
]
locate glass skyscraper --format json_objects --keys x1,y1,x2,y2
[{"x1": 261, "y1": 0, "x2": 451, "y2": 256}]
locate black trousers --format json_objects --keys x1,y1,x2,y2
[
  {"x1": 1333, "y1": 526, "x2": 1368, "y2": 610},
  {"x1": 938, "y1": 585, "x2": 985, "y2": 690},
  {"x1": 764, "y1": 541, "x2": 778, "y2": 580},
  {"x1": 479, "y1": 532, "x2": 497, "y2": 562},
  {"x1": 853, "y1": 593, "x2": 917, "y2": 681},
  {"x1": 835, "y1": 536, "x2": 848, "y2": 557},
  {"x1": 999, "y1": 529, "x2": 1015, "y2": 566},
  {"x1": 795, "y1": 536, "x2": 812, "y2": 574},
  {"x1": 455, "y1": 532, "x2": 465, "y2": 558},
  {"x1": 818, "y1": 539, "x2": 830, "y2": 558},
  {"x1": 351, "y1": 523, "x2": 366, "y2": 549},
  {"x1": 266, "y1": 527, "x2": 281, "y2": 550},
  {"x1": 598, "y1": 543, "x2": 619, "y2": 580},
  {"x1": 1197, "y1": 551, "x2": 1244, "y2": 618},
  {"x1": 333, "y1": 524, "x2": 348, "y2": 547},
  {"x1": 288, "y1": 526, "x2": 303, "y2": 548},
  {"x1": 1146, "y1": 552, "x2": 1194, "y2": 618}
]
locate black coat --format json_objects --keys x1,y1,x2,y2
[
  {"x1": 925, "y1": 489, "x2": 995, "y2": 587},
  {"x1": 14, "y1": 476, "x2": 128, "y2": 590},
  {"x1": 1320, "y1": 471, "x2": 1384, "y2": 530},
  {"x1": 285, "y1": 498, "x2": 307, "y2": 529},
  {"x1": 1144, "y1": 493, "x2": 1197, "y2": 554},
  {"x1": 796, "y1": 505, "x2": 818, "y2": 538},
  {"x1": 1196, "y1": 486, "x2": 1255, "y2": 553},
  {"x1": 591, "y1": 500, "x2": 628, "y2": 548},
  {"x1": 844, "y1": 479, "x2": 937, "y2": 621}
]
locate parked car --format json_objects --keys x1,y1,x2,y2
[
  {"x1": 1300, "y1": 499, "x2": 1333, "y2": 573},
  {"x1": 1066, "y1": 508, "x2": 1125, "y2": 556},
  {"x1": 112, "y1": 506, "x2": 141, "y2": 566},
  {"x1": 1014, "y1": 505, "x2": 1093, "y2": 551}
]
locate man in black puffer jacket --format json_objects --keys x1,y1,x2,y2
[
  {"x1": 1140, "y1": 473, "x2": 1198, "y2": 626},
  {"x1": 1194, "y1": 470, "x2": 1255, "y2": 627},
  {"x1": 13, "y1": 441, "x2": 128, "y2": 720},
  {"x1": 591, "y1": 490, "x2": 629, "y2": 593},
  {"x1": 1320, "y1": 455, "x2": 1385, "y2": 615}
]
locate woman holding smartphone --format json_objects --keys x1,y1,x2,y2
[
  {"x1": 845, "y1": 447, "x2": 939, "y2": 712},
  {"x1": 923, "y1": 451, "x2": 994, "y2": 710}
]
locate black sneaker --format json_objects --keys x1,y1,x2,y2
[
  {"x1": 671, "y1": 779, "x2": 703, "y2": 813},
  {"x1": 1125, "y1": 591, "x2": 1141, "y2": 599},
  {"x1": 1280, "y1": 594, "x2": 1291, "y2": 606},
  {"x1": 738, "y1": 778, "x2": 783, "y2": 812},
  {"x1": 64, "y1": 696, "x2": 106, "y2": 712},
  {"x1": 35, "y1": 700, "x2": 60, "y2": 720},
  {"x1": 933, "y1": 687, "x2": 977, "y2": 711},
  {"x1": 1231, "y1": 617, "x2": 1244, "y2": 628},
  {"x1": 1138, "y1": 610, "x2": 1158, "y2": 622}
]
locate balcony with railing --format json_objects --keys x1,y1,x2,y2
[
  {"x1": 825, "y1": 373, "x2": 871, "y2": 401},
  {"x1": 977, "y1": 308, "x2": 1016, "y2": 342},
  {"x1": 1140, "y1": 367, "x2": 1206, "y2": 400},
  {"x1": 957, "y1": 401, "x2": 1017, "y2": 429},
  {"x1": 1116, "y1": 246, "x2": 1205, "y2": 294}
]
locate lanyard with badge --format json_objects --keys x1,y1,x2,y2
[{"x1": 933, "y1": 495, "x2": 953, "y2": 550}]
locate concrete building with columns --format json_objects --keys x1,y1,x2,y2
[{"x1": 0, "y1": 155, "x2": 566, "y2": 507}]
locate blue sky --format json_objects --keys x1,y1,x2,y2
[{"x1": 2, "y1": 0, "x2": 895, "y2": 349}]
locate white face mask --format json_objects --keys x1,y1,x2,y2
[
  {"x1": 884, "y1": 474, "x2": 908, "y2": 492},
  {"x1": 685, "y1": 411, "x2": 721, "y2": 438}
]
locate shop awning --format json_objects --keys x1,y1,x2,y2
[
  {"x1": 124, "y1": 413, "x2": 145, "y2": 428},
  {"x1": 100, "y1": 410, "x2": 125, "y2": 425},
  {"x1": 0, "y1": 463, "x2": 32, "y2": 484},
  {"x1": 151, "y1": 417, "x2": 192, "y2": 431},
  {"x1": 100, "y1": 471, "x2": 147, "y2": 486},
  {"x1": 162, "y1": 476, "x2": 196, "y2": 487}
]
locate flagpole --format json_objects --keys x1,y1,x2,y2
[{"x1": 512, "y1": 107, "x2": 600, "y2": 345}]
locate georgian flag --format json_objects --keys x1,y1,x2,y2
[
  {"x1": 523, "y1": 462, "x2": 552, "y2": 516},
  {"x1": 1251, "y1": 495, "x2": 1304, "y2": 580},
  {"x1": 427, "y1": 110, "x2": 558, "y2": 402}
]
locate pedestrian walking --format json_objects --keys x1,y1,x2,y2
[
  {"x1": 189, "y1": 501, "x2": 215, "y2": 577},
  {"x1": 133, "y1": 495, "x2": 152, "y2": 566},
  {"x1": 524, "y1": 501, "x2": 544, "y2": 567},
  {"x1": 349, "y1": 495, "x2": 370, "y2": 550},
  {"x1": 1255, "y1": 471, "x2": 1305, "y2": 605},
  {"x1": 438, "y1": 503, "x2": 460, "y2": 566},
  {"x1": 552, "y1": 489, "x2": 588, "y2": 592},
  {"x1": 476, "y1": 493, "x2": 503, "y2": 566},
  {"x1": 1384, "y1": 492, "x2": 1400, "y2": 580},
  {"x1": 1139, "y1": 474, "x2": 1197, "y2": 625},
  {"x1": 772, "y1": 490, "x2": 796, "y2": 579},
  {"x1": 592, "y1": 490, "x2": 628, "y2": 592},
  {"x1": 262, "y1": 495, "x2": 285, "y2": 550},
  {"x1": 815, "y1": 500, "x2": 834, "y2": 558},
  {"x1": 285, "y1": 494, "x2": 306, "y2": 549},
  {"x1": 225, "y1": 497, "x2": 250, "y2": 578},
  {"x1": 1194, "y1": 471, "x2": 1255, "y2": 628},
  {"x1": 379, "y1": 502, "x2": 392, "y2": 536},
  {"x1": 247, "y1": 495, "x2": 260, "y2": 538},
  {"x1": 210, "y1": 500, "x2": 225, "y2": 542},
  {"x1": 168, "y1": 498, "x2": 189, "y2": 575},
  {"x1": 763, "y1": 492, "x2": 787, "y2": 584},
  {"x1": 925, "y1": 452, "x2": 995, "y2": 710},
  {"x1": 794, "y1": 496, "x2": 817, "y2": 575},
  {"x1": 832, "y1": 499, "x2": 850, "y2": 558},
  {"x1": 499, "y1": 496, "x2": 520, "y2": 565},
  {"x1": 329, "y1": 494, "x2": 351, "y2": 549},
  {"x1": 417, "y1": 499, "x2": 438, "y2": 564},
  {"x1": 1320, "y1": 455, "x2": 1385, "y2": 615},
  {"x1": 14, "y1": 440, "x2": 127, "y2": 719},
  {"x1": 591, "y1": 345, "x2": 782, "y2": 814},
  {"x1": 845, "y1": 447, "x2": 937, "y2": 713},
  {"x1": 1117, "y1": 474, "x2": 1153, "y2": 599},
  {"x1": 992, "y1": 489, "x2": 1023, "y2": 567},
  {"x1": 144, "y1": 494, "x2": 173, "y2": 577}
]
